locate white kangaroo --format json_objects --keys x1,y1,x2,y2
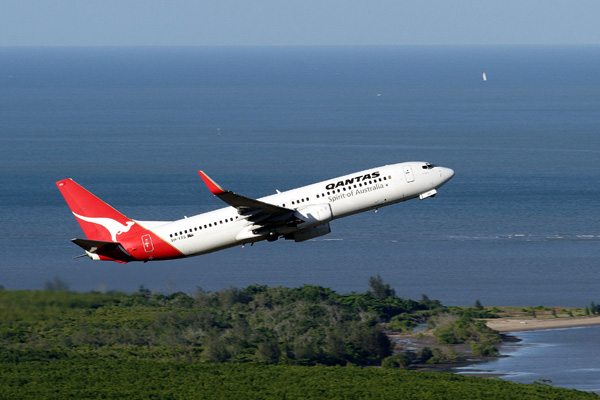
[{"x1": 72, "y1": 212, "x2": 135, "y2": 242}]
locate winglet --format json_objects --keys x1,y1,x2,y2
[{"x1": 198, "y1": 171, "x2": 227, "y2": 195}]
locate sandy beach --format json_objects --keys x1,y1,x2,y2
[{"x1": 485, "y1": 316, "x2": 600, "y2": 332}]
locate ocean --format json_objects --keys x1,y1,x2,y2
[
  {"x1": 1, "y1": 45, "x2": 600, "y2": 392},
  {"x1": 1, "y1": 46, "x2": 599, "y2": 305}
]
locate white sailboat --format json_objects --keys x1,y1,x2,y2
[{"x1": 482, "y1": 72, "x2": 487, "y2": 81}]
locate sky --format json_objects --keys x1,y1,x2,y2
[{"x1": 1, "y1": 0, "x2": 599, "y2": 46}]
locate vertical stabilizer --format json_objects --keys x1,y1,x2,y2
[{"x1": 56, "y1": 179, "x2": 142, "y2": 242}]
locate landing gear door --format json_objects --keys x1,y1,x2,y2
[{"x1": 403, "y1": 165, "x2": 415, "y2": 183}]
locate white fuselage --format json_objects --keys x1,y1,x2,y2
[{"x1": 143, "y1": 162, "x2": 454, "y2": 258}]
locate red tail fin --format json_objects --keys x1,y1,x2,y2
[{"x1": 56, "y1": 179, "x2": 143, "y2": 242}]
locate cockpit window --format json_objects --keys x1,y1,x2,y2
[{"x1": 422, "y1": 163, "x2": 436, "y2": 170}]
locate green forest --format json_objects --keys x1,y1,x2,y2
[{"x1": 0, "y1": 280, "x2": 595, "y2": 399}]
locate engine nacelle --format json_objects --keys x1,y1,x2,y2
[
  {"x1": 285, "y1": 223, "x2": 331, "y2": 242},
  {"x1": 294, "y1": 204, "x2": 333, "y2": 229}
]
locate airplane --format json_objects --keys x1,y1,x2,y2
[{"x1": 56, "y1": 162, "x2": 454, "y2": 263}]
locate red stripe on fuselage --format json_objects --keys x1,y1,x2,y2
[{"x1": 119, "y1": 228, "x2": 185, "y2": 261}]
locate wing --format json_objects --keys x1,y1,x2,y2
[{"x1": 198, "y1": 171, "x2": 295, "y2": 231}]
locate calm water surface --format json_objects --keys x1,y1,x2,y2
[
  {"x1": 460, "y1": 325, "x2": 600, "y2": 393},
  {"x1": 0, "y1": 46, "x2": 598, "y2": 307}
]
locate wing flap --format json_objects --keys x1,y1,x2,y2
[{"x1": 212, "y1": 191, "x2": 289, "y2": 215}]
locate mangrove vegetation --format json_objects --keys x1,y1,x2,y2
[{"x1": 0, "y1": 279, "x2": 595, "y2": 398}]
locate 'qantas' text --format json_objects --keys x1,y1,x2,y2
[{"x1": 325, "y1": 171, "x2": 380, "y2": 190}]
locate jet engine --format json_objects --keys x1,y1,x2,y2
[
  {"x1": 293, "y1": 204, "x2": 333, "y2": 229},
  {"x1": 284, "y1": 222, "x2": 331, "y2": 242}
]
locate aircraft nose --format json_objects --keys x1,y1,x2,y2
[
  {"x1": 442, "y1": 167, "x2": 455, "y2": 181},
  {"x1": 437, "y1": 166, "x2": 455, "y2": 186}
]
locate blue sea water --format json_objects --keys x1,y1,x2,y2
[
  {"x1": 1, "y1": 45, "x2": 599, "y2": 393},
  {"x1": 458, "y1": 325, "x2": 600, "y2": 393},
  {"x1": 0, "y1": 46, "x2": 599, "y2": 306}
]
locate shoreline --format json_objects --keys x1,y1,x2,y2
[
  {"x1": 389, "y1": 316, "x2": 600, "y2": 374},
  {"x1": 484, "y1": 315, "x2": 600, "y2": 332}
]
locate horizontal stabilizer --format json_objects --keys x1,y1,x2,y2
[
  {"x1": 71, "y1": 238, "x2": 136, "y2": 263},
  {"x1": 72, "y1": 238, "x2": 117, "y2": 252}
]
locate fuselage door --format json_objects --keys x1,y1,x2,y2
[
  {"x1": 403, "y1": 165, "x2": 415, "y2": 183},
  {"x1": 142, "y1": 234, "x2": 154, "y2": 253}
]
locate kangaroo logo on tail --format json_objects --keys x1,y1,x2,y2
[{"x1": 72, "y1": 212, "x2": 135, "y2": 242}]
